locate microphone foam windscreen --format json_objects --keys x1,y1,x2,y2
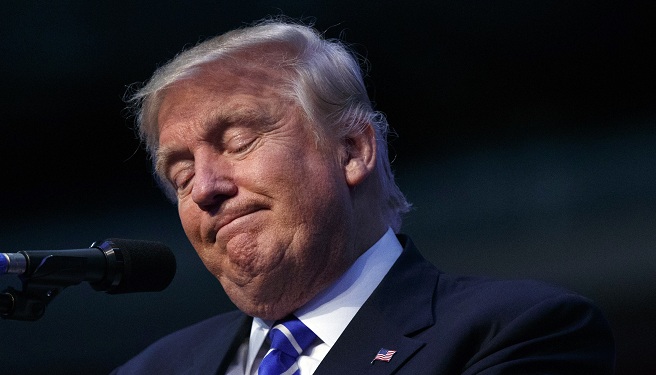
[{"x1": 106, "y1": 238, "x2": 177, "y2": 294}]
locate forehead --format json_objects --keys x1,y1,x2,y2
[{"x1": 157, "y1": 57, "x2": 292, "y2": 128}]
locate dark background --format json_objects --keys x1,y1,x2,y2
[{"x1": 1, "y1": 1, "x2": 654, "y2": 374}]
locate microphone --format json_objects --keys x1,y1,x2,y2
[
  {"x1": 0, "y1": 238, "x2": 176, "y2": 320},
  {"x1": 0, "y1": 238, "x2": 176, "y2": 294}
]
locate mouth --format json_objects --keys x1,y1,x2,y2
[{"x1": 214, "y1": 205, "x2": 267, "y2": 235}]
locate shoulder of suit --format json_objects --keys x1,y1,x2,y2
[{"x1": 434, "y1": 274, "x2": 598, "y2": 324}]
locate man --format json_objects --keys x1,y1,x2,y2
[{"x1": 113, "y1": 19, "x2": 614, "y2": 374}]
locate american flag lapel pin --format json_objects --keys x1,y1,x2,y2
[{"x1": 371, "y1": 348, "x2": 397, "y2": 364}]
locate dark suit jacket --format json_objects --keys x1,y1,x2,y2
[{"x1": 112, "y1": 235, "x2": 615, "y2": 374}]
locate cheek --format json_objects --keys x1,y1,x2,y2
[
  {"x1": 178, "y1": 201, "x2": 202, "y2": 244},
  {"x1": 257, "y1": 145, "x2": 342, "y2": 198}
]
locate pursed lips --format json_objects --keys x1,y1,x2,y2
[{"x1": 213, "y1": 205, "x2": 266, "y2": 235}]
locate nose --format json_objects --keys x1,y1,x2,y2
[{"x1": 191, "y1": 151, "x2": 238, "y2": 210}]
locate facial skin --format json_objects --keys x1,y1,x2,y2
[{"x1": 155, "y1": 55, "x2": 383, "y2": 320}]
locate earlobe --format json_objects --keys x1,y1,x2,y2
[{"x1": 343, "y1": 123, "x2": 377, "y2": 188}]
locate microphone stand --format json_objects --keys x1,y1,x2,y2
[{"x1": 1, "y1": 255, "x2": 90, "y2": 321}]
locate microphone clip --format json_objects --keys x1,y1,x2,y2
[{"x1": 0, "y1": 284, "x2": 61, "y2": 321}]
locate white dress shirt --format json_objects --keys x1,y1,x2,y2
[{"x1": 226, "y1": 228, "x2": 403, "y2": 374}]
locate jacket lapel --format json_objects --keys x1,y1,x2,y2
[
  {"x1": 315, "y1": 235, "x2": 440, "y2": 374},
  {"x1": 190, "y1": 311, "x2": 252, "y2": 375}
]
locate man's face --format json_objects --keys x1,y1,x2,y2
[{"x1": 155, "y1": 60, "x2": 358, "y2": 319}]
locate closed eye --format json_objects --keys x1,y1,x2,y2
[
  {"x1": 167, "y1": 161, "x2": 194, "y2": 196},
  {"x1": 225, "y1": 130, "x2": 259, "y2": 155},
  {"x1": 232, "y1": 139, "x2": 256, "y2": 154}
]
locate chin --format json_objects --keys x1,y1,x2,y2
[
  {"x1": 236, "y1": 300, "x2": 291, "y2": 320},
  {"x1": 230, "y1": 287, "x2": 302, "y2": 320}
]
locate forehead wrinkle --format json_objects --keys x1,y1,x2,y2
[{"x1": 221, "y1": 102, "x2": 279, "y2": 128}]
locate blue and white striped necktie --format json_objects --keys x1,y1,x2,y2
[{"x1": 258, "y1": 315, "x2": 317, "y2": 375}]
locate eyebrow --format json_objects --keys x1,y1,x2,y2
[{"x1": 220, "y1": 105, "x2": 278, "y2": 128}]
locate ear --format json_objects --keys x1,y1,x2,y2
[{"x1": 342, "y1": 123, "x2": 377, "y2": 188}]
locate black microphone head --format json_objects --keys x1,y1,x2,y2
[{"x1": 102, "y1": 238, "x2": 176, "y2": 294}]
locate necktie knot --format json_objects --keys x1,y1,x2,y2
[{"x1": 258, "y1": 315, "x2": 317, "y2": 375}]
